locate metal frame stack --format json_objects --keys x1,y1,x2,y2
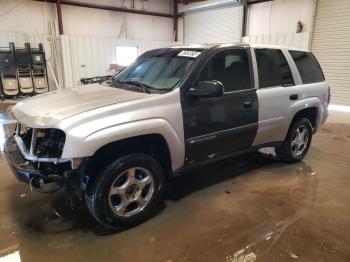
[
  {"x1": 0, "y1": 42, "x2": 18, "y2": 98},
  {"x1": 0, "y1": 42, "x2": 49, "y2": 99},
  {"x1": 30, "y1": 43, "x2": 49, "y2": 94},
  {"x1": 16, "y1": 43, "x2": 34, "y2": 95}
]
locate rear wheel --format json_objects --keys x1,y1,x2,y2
[
  {"x1": 275, "y1": 118, "x2": 313, "y2": 163},
  {"x1": 85, "y1": 153, "x2": 165, "y2": 230}
]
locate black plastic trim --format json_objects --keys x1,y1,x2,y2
[{"x1": 174, "y1": 141, "x2": 283, "y2": 175}]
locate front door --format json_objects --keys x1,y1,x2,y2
[{"x1": 182, "y1": 48, "x2": 258, "y2": 165}]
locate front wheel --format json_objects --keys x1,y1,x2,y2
[
  {"x1": 275, "y1": 118, "x2": 313, "y2": 163},
  {"x1": 85, "y1": 153, "x2": 165, "y2": 230}
]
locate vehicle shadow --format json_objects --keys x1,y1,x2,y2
[{"x1": 166, "y1": 151, "x2": 280, "y2": 201}]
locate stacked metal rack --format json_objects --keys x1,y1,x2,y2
[{"x1": 0, "y1": 42, "x2": 49, "y2": 100}]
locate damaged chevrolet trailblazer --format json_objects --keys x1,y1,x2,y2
[{"x1": 5, "y1": 44, "x2": 329, "y2": 230}]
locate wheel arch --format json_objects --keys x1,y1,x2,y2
[
  {"x1": 92, "y1": 133, "x2": 173, "y2": 174},
  {"x1": 291, "y1": 107, "x2": 319, "y2": 130},
  {"x1": 74, "y1": 132, "x2": 174, "y2": 202},
  {"x1": 285, "y1": 97, "x2": 322, "y2": 137}
]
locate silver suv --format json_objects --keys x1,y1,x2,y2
[{"x1": 5, "y1": 43, "x2": 329, "y2": 230}]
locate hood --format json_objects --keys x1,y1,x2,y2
[{"x1": 11, "y1": 84, "x2": 152, "y2": 127}]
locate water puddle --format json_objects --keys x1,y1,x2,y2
[
  {"x1": 226, "y1": 211, "x2": 306, "y2": 261},
  {"x1": 294, "y1": 165, "x2": 316, "y2": 176}
]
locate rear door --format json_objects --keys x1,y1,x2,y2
[
  {"x1": 252, "y1": 48, "x2": 299, "y2": 146},
  {"x1": 181, "y1": 48, "x2": 258, "y2": 165}
]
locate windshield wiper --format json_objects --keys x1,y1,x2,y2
[
  {"x1": 122, "y1": 80, "x2": 152, "y2": 94},
  {"x1": 111, "y1": 79, "x2": 151, "y2": 94}
]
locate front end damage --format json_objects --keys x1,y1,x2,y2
[{"x1": 5, "y1": 123, "x2": 86, "y2": 195}]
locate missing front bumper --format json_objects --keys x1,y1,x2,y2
[
  {"x1": 5, "y1": 137, "x2": 41, "y2": 183},
  {"x1": 4, "y1": 137, "x2": 65, "y2": 193}
]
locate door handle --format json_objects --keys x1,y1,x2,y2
[
  {"x1": 242, "y1": 101, "x2": 253, "y2": 110},
  {"x1": 290, "y1": 94, "x2": 299, "y2": 101}
]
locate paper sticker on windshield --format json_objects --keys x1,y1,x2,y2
[{"x1": 177, "y1": 50, "x2": 201, "y2": 58}]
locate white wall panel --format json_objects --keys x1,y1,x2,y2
[
  {"x1": 246, "y1": 0, "x2": 315, "y2": 35},
  {"x1": 0, "y1": 31, "x2": 43, "y2": 51},
  {"x1": 243, "y1": 32, "x2": 310, "y2": 50},
  {"x1": 245, "y1": 0, "x2": 315, "y2": 50},
  {"x1": 0, "y1": 0, "x2": 173, "y2": 41},
  {"x1": 184, "y1": 5, "x2": 243, "y2": 44}
]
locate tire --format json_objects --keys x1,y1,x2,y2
[
  {"x1": 85, "y1": 153, "x2": 165, "y2": 230},
  {"x1": 275, "y1": 117, "x2": 313, "y2": 163}
]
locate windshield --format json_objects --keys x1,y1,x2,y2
[{"x1": 113, "y1": 49, "x2": 202, "y2": 92}]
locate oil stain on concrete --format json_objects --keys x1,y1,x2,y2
[{"x1": 0, "y1": 113, "x2": 350, "y2": 261}]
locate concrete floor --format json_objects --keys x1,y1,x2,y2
[{"x1": 0, "y1": 108, "x2": 350, "y2": 262}]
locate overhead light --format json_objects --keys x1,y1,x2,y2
[{"x1": 178, "y1": 0, "x2": 242, "y2": 14}]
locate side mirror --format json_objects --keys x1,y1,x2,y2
[{"x1": 188, "y1": 80, "x2": 224, "y2": 98}]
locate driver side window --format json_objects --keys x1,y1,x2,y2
[{"x1": 198, "y1": 49, "x2": 251, "y2": 92}]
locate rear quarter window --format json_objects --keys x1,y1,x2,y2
[
  {"x1": 255, "y1": 48, "x2": 294, "y2": 88},
  {"x1": 289, "y1": 51, "x2": 325, "y2": 84}
]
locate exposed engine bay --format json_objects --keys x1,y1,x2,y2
[{"x1": 20, "y1": 127, "x2": 66, "y2": 158}]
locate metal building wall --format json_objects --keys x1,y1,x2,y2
[
  {"x1": 243, "y1": 32, "x2": 311, "y2": 50},
  {"x1": 311, "y1": 0, "x2": 350, "y2": 106}
]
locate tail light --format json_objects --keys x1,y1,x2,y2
[{"x1": 327, "y1": 86, "x2": 331, "y2": 105}]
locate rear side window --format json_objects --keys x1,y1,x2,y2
[
  {"x1": 255, "y1": 48, "x2": 294, "y2": 88},
  {"x1": 289, "y1": 51, "x2": 325, "y2": 84}
]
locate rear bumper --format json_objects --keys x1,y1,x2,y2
[{"x1": 4, "y1": 137, "x2": 42, "y2": 184}]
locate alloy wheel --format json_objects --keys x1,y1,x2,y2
[
  {"x1": 290, "y1": 124, "x2": 309, "y2": 158},
  {"x1": 108, "y1": 167, "x2": 155, "y2": 217}
]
